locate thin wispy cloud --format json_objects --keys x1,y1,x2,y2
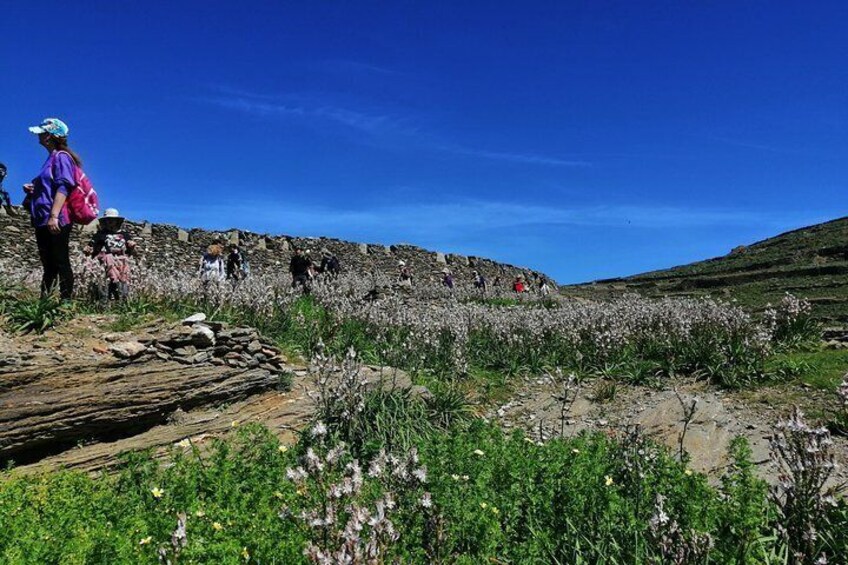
[
  {"x1": 204, "y1": 96, "x2": 407, "y2": 135},
  {"x1": 319, "y1": 60, "x2": 401, "y2": 76},
  {"x1": 438, "y1": 144, "x2": 591, "y2": 167},
  {"x1": 146, "y1": 197, "x2": 808, "y2": 238},
  {"x1": 200, "y1": 87, "x2": 591, "y2": 167},
  {"x1": 704, "y1": 134, "x2": 802, "y2": 155}
]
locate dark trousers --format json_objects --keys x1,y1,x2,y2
[{"x1": 35, "y1": 225, "x2": 74, "y2": 300}]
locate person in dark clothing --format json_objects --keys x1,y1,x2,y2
[
  {"x1": 473, "y1": 270, "x2": 487, "y2": 293},
  {"x1": 441, "y1": 269, "x2": 454, "y2": 290},
  {"x1": 289, "y1": 247, "x2": 313, "y2": 293},
  {"x1": 85, "y1": 208, "x2": 136, "y2": 301},
  {"x1": 0, "y1": 163, "x2": 12, "y2": 209},
  {"x1": 24, "y1": 118, "x2": 79, "y2": 300},
  {"x1": 226, "y1": 244, "x2": 247, "y2": 281},
  {"x1": 319, "y1": 248, "x2": 340, "y2": 278}
]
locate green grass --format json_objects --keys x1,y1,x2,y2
[
  {"x1": 765, "y1": 348, "x2": 848, "y2": 390},
  {"x1": 6, "y1": 421, "x2": 846, "y2": 564}
]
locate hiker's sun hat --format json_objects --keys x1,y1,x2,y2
[
  {"x1": 29, "y1": 118, "x2": 70, "y2": 137},
  {"x1": 103, "y1": 208, "x2": 123, "y2": 219},
  {"x1": 398, "y1": 260, "x2": 406, "y2": 267}
]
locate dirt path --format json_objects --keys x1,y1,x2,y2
[{"x1": 486, "y1": 373, "x2": 848, "y2": 489}]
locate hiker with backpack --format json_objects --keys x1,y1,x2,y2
[
  {"x1": 319, "y1": 248, "x2": 340, "y2": 278},
  {"x1": 473, "y1": 270, "x2": 487, "y2": 293},
  {"x1": 226, "y1": 244, "x2": 248, "y2": 281},
  {"x1": 289, "y1": 246, "x2": 313, "y2": 293},
  {"x1": 199, "y1": 244, "x2": 226, "y2": 283},
  {"x1": 84, "y1": 208, "x2": 136, "y2": 301},
  {"x1": 23, "y1": 118, "x2": 99, "y2": 300},
  {"x1": 441, "y1": 268, "x2": 454, "y2": 290},
  {"x1": 397, "y1": 260, "x2": 413, "y2": 289}
]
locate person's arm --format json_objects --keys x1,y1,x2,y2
[
  {"x1": 88, "y1": 234, "x2": 104, "y2": 257},
  {"x1": 48, "y1": 153, "x2": 76, "y2": 233},
  {"x1": 125, "y1": 233, "x2": 137, "y2": 256},
  {"x1": 46, "y1": 192, "x2": 67, "y2": 234}
]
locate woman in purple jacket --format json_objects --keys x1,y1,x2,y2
[{"x1": 23, "y1": 118, "x2": 81, "y2": 300}]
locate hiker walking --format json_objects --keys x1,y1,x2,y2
[
  {"x1": 289, "y1": 246, "x2": 313, "y2": 293},
  {"x1": 319, "y1": 248, "x2": 341, "y2": 278},
  {"x1": 441, "y1": 268, "x2": 454, "y2": 290},
  {"x1": 0, "y1": 163, "x2": 13, "y2": 213},
  {"x1": 85, "y1": 208, "x2": 136, "y2": 301},
  {"x1": 473, "y1": 270, "x2": 487, "y2": 293},
  {"x1": 539, "y1": 276, "x2": 550, "y2": 296},
  {"x1": 226, "y1": 244, "x2": 247, "y2": 281},
  {"x1": 23, "y1": 118, "x2": 79, "y2": 300},
  {"x1": 397, "y1": 260, "x2": 412, "y2": 289},
  {"x1": 512, "y1": 276, "x2": 525, "y2": 293},
  {"x1": 199, "y1": 243, "x2": 226, "y2": 283}
]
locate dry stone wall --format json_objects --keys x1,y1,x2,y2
[{"x1": 0, "y1": 206, "x2": 551, "y2": 286}]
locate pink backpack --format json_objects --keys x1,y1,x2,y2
[{"x1": 57, "y1": 151, "x2": 100, "y2": 225}]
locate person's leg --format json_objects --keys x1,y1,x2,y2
[
  {"x1": 108, "y1": 281, "x2": 119, "y2": 301},
  {"x1": 35, "y1": 227, "x2": 59, "y2": 297},
  {"x1": 50, "y1": 225, "x2": 74, "y2": 300}
]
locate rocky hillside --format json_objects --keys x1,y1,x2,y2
[
  {"x1": 565, "y1": 216, "x2": 848, "y2": 324},
  {"x1": 0, "y1": 206, "x2": 547, "y2": 287}
]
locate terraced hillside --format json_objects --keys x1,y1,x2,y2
[{"x1": 565, "y1": 216, "x2": 848, "y2": 324}]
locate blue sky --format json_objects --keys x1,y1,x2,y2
[{"x1": 1, "y1": 1, "x2": 846, "y2": 283}]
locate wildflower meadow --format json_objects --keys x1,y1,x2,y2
[{"x1": 1, "y1": 258, "x2": 845, "y2": 564}]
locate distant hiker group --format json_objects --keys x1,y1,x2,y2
[{"x1": 8, "y1": 117, "x2": 553, "y2": 303}]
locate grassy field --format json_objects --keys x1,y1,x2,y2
[{"x1": 564, "y1": 216, "x2": 848, "y2": 324}]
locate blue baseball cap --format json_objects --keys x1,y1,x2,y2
[{"x1": 29, "y1": 118, "x2": 69, "y2": 137}]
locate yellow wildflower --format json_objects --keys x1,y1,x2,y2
[
  {"x1": 231, "y1": 420, "x2": 240, "y2": 428},
  {"x1": 684, "y1": 469, "x2": 693, "y2": 476},
  {"x1": 278, "y1": 445, "x2": 289, "y2": 453},
  {"x1": 480, "y1": 502, "x2": 488, "y2": 509},
  {"x1": 473, "y1": 449, "x2": 485, "y2": 456},
  {"x1": 242, "y1": 547, "x2": 250, "y2": 560},
  {"x1": 139, "y1": 536, "x2": 152, "y2": 545},
  {"x1": 274, "y1": 490, "x2": 285, "y2": 499},
  {"x1": 572, "y1": 448, "x2": 580, "y2": 454},
  {"x1": 151, "y1": 487, "x2": 164, "y2": 499},
  {"x1": 491, "y1": 506, "x2": 500, "y2": 515},
  {"x1": 212, "y1": 522, "x2": 224, "y2": 531},
  {"x1": 194, "y1": 509, "x2": 206, "y2": 518},
  {"x1": 604, "y1": 476, "x2": 614, "y2": 487}
]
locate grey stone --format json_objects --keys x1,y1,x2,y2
[
  {"x1": 435, "y1": 252, "x2": 446, "y2": 264},
  {"x1": 177, "y1": 229, "x2": 190, "y2": 242},
  {"x1": 182, "y1": 313, "x2": 207, "y2": 325},
  {"x1": 110, "y1": 341, "x2": 147, "y2": 359},
  {"x1": 174, "y1": 345, "x2": 198, "y2": 356},
  {"x1": 192, "y1": 352, "x2": 210, "y2": 364},
  {"x1": 358, "y1": 243, "x2": 368, "y2": 255},
  {"x1": 190, "y1": 325, "x2": 216, "y2": 347},
  {"x1": 247, "y1": 340, "x2": 263, "y2": 354}
]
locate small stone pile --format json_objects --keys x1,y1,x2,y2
[
  {"x1": 108, "y1": 313, "x2": 289, "y2": 375},
  {"x1": 824, "y1": 328, "x2": 848, "y2": 350}
]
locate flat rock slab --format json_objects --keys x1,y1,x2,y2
[
  {"x1": 0, "y1": 353, "x2": 286, "y2": 464},
  {"x1": 12, "y1": 385, "x2": 315, "y2": 475}
]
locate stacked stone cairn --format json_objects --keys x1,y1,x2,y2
[{"x1": 108, "y1": 313, "x2": 289, "y2": 376}]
